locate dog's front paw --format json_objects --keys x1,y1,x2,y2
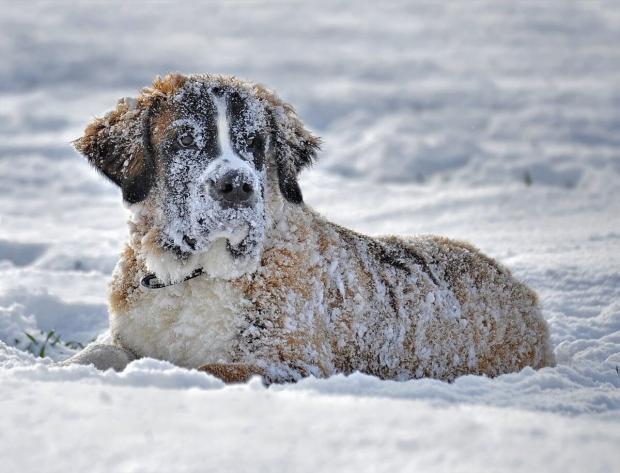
[
  {"x1": 61, "y1": 343, "x2": 136, "y2": 371},
  {"x1": 198, "y1": 362, "x2": 264, "y2": 383}
]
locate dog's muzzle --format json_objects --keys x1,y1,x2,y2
[{"x1": 208, "y1": 169, "x2": 256, "y2": 208}]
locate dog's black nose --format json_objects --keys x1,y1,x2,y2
[{"x1": 210, "y1": 170, "x2": 255, "y2": 206}]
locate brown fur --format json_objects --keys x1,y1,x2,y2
[
  {"x1": 199, "y1": 362, "x2": 264, "y2": 383},
  {"x1": 228, "y1": 207, "x2": 554, "y2": 382},
  {"x1": 137, "y1": 73, "x2": 187, "y2": 108},
  {"x1": 151, "y1": 104, "x2": 177, "y2": 146}
]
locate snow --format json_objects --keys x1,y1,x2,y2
[
  {"x1": 4, "y1": 365, "x2": 618, "y2": 473},
  {"x1": 1, "y1": 0, "x2": 619, "y2": 471}
]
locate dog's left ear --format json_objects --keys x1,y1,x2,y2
[
  {"x1": 260, "y1": 87, "x2": 321, "y2": 204},
  {"x1": 73, "y1": 98, "x2": 155, "y2": 204}
]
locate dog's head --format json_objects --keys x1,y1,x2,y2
[{"x1": 75, "y1": 74, "x2": 320, "y2": 282}]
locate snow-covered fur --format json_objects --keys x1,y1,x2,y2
[{"x1": 73, "y1": 73, "x2": 554, "y2": 383}]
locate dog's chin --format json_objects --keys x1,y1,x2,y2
[
  {"x1": 143, "y1": 236, "x2": 260, "y2": 285},
  {"x1": 198, "y1": 237, "x2": 260, "y2": 280}
]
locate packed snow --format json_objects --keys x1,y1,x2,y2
[{"x1": 1, "y1": 0, "x2": 619, "y2": 471}]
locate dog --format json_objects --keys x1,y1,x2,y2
[{"x1": 67, "y1": 73, "x2": 555, "y2": 383}]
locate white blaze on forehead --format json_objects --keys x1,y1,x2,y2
[
  {"x1": 213, "y1": 94, "x2": 236, "y2": 160},
  {"x1": 211, "y1": 93, "x2": 249, "y2": 169},
  {"x1": 204, "y1": 92, "x2": 258, "y2": 183}
]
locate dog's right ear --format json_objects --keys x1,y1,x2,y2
[
  {"x1": 254, "y1": 83, "x2": 321, "y2": 204},
  {"x1": 266, "y1": 102, "x2": 321, "y2": 205},
  {"x1": 74, "y1": 98, "x2": 155, "y2": 204}
]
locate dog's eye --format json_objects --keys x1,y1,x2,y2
[
  {"x1": 179, "y1": 134, "x2": 195, "y2": 147},
  {"x1": 247, "y1": 135, "x2": 262, "y2": 152}
]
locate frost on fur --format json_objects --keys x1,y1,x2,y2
[{"x1": 73, "y1": 73, "x2": 554, "y2": 383}]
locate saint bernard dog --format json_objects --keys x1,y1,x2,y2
[{"x1": 67, "y1": 73, "x2": 555, "y2": 383}]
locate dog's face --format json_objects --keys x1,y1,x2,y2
[
  {"x1": 75, "y1": 74, "x2": 319, "y2": 282},
  {"x1": 147, "y1": 81, "x2": 271, "y2": 274}
]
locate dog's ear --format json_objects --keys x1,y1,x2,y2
[
  {"x1": 73, "y1": 97, "x2": 155, "y2": 204},
  {"x1": 258, "y1": 86, "x2": 321, "y2": 204}
]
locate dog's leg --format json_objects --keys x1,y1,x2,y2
[
  {"x1": 60, "y1": 343, "x2": 137, "y2": 371},
  {"x1": 198, "y1": 362, "x2": 264, "y2": 384}
]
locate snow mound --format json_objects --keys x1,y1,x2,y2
[{"x1": 1, "y1": 340, "x2": 619, "y2": 473}]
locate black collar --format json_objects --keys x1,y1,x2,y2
[{"x1": 140, "y1": 268, "x2": 205, "y2": 289}]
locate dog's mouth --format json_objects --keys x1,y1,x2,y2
[
  {"x1": 226, "y1": 236, "x2": 253, "y2": 258},
  {"x1": 164, "y1": 224, "x2": 253, "y2": 260}
]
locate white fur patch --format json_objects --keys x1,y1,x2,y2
[
  {"x1": 111, "y1": 276, "x2": 246, "y2": 368},
  {"x1": 214, "y1": 94, "x2": 236, "y2": 160}
]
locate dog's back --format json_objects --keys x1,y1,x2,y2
[{"x1": 234, "y1": 207, "x2": 554, "y2": 382}]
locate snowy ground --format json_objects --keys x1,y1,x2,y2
[{"x1": 1, "y1": 1, "x2": 619, "y2": 471}]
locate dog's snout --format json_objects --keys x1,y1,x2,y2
[{"x1": 210, "y1": 170, "x2": 255, "y2": 206}]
